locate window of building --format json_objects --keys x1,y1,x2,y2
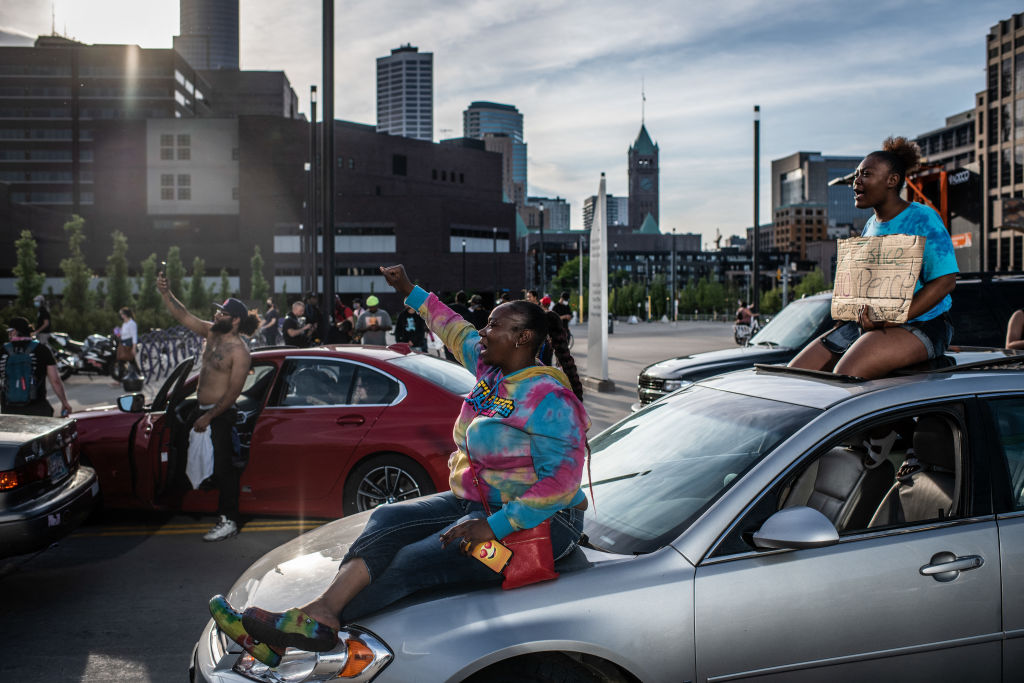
[
  {"x1": 177, "y1": 174, "x2": 190, "y2": 187},
  {"x1": 1004, "y1": 103, "x2": 1013, "y2": 142},
  {"x1": 348, "y1": 158, "x2": 354, "y2": 169},
  {"x1": 161, "y1": 174, "x2": 174, "y2": 187},
  {"x1": 231, "y1": 147, "x2": 239, "y2": 161},
  {"x1": 460, "y1": 173, "x2": 465, "y2": 183},
  {"x1": 161, "y1": 187, "x2": 174, "y2": 200},
  {"x1": 392, "y1": 154, "x2": 407, "y2": 176},
  {"x1": 160, "y1": 134, "x2": 174, "y2": 146},
  {"x1": 178, "y1": 187, "x2": 191, "y2": 200},
  {"x1": 1002, "y1": 147, "x2": 1012, "y2": 186},
  {"x1": 232, "y1": 187, "x2": 239, "y2": 200},
  {"x1": 177, "y1": 134, "x2": 191, "y2": 147},
  {"x1": 177, "y1": 147, "x2": 190, "y2": 160},
  {"x1": 160, "y1": 147, "x2": 174, "y2": 161},
  {"x1": 432, "y1": 169, "x2": 437, "y2": 180}
]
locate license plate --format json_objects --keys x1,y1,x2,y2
[{"x1": 47, "y1": 451, "x2": 68, "y2": 482}]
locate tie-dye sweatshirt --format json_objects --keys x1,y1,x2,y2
[{"x1": 405, "y1": 286, "x2": 589, "y2": 540}]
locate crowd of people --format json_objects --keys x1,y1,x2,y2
[{"x1": 249, "y1": 288, "x2": 577, "y2": 353}]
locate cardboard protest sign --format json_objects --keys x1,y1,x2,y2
[{"x1": 831, "y1": 234, "x2": 925, "y2": 324}]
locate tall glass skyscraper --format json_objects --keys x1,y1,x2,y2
[
  {"x1": 463, "y1": 101, "x2": 527, "y2": 194},
  {"x1": 173, "y1": 0, "x2": 239, "y2": 70},
  {"x1": 376, "y1": 45, "x2": 433, "y2": 141}
]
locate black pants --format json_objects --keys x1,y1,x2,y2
[{"x1": 187, "y1": 406, "x2": 242, "y2": 522}]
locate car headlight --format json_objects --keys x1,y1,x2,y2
[
  {"x1": 232, "y1": 627, "x2": 392, "y2": 682},
  {"x1": 661, "y1": 379, "x2": 691, "y2": 392}
]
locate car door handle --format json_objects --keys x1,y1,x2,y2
[
  {"x1": 919, "y1": 552, "x2": 984, "y2": 582},
  {"x1": 336, "y1": 415, "x2": 365, "y2": 426}
]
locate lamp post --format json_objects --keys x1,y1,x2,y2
[
  {"x1": 671, "y1": 228, "x2": 677, "y2": 323},
  {"x1": 538, "y1": 205, "x2": 546, "y2": 295},
  {"x1": 461, "y1": 238, "x2": 467, "y2": 293},
  {"x1": 492, "y1": 227, "x2": 498, "y2": 302},
  {"x1": 577, "y1": 236, "x2": 585, "y2": 323}
]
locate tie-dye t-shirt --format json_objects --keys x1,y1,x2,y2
[
  {"x1": 862, "y1": 202, "x2": 958, "y2": 322},
  {"x1": 405, "y1": 286, "x2": 589, "y2": 540}
]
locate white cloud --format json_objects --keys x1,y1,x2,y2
[{"x1": 4, "y1": 0, "x2": 1019, "y2": 244}]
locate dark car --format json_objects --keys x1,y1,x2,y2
[
  {"x1": 636, "y1": 274, "x2": 1024, "y2": 408},
  {"x1": 73, "y1": 344, "x2": 477, "y2": 519},
  {"x1": 0, "y1": 415, "x2": 97, "y2": 558}
]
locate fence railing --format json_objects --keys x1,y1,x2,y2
[{"x1": 136, "y1": 326, "x2": 203, "y2": 383}]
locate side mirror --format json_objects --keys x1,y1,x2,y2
[
  {"x1": 752, "y1": 506, "x2": 839, "y2": 550},
  {"x1": 117, "y1": 393, "x2": 145, "y2": 413}
]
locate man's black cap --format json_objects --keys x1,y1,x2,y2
[
  {"x1": 7, "y1": 316, "x2": 31, "y2": 337},
  {"x1": 214, "y1": 297, "x2": 248, "y2": 319}
]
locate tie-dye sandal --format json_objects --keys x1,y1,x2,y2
[
  {"x1": 242, "y1": 605, "x2": 339, "y2": 652},
  {"x1": 209, "y1": 595, "x2": 286, "y2": 667}
]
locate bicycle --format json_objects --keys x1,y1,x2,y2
[{"x1": 733, "y1": 316, "x2": 761, "y2": 345}]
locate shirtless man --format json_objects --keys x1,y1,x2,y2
[{"x1": 157, "y1": 271, "x2": 259, "y2": 541}]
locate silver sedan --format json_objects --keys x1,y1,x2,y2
[{"x1": 190, "y1": 349, "x2": 1024, "y2": 683}]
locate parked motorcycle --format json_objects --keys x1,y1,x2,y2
[
  {"x1": 47, "y1": 332, "x2": 83, "y2": 380},
  {"x1": 79, "y1": 333, "x2": 122, "y2": 379}
]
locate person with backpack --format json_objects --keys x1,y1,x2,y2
[{"x1": 1, "y1": 316, "x2": 72, "y2": 417}]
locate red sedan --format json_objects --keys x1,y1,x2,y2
[{"x1": 72, "y1": 345, "x2": 474, "y2": 518}]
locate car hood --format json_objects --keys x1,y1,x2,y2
[
  {"x1": 641, "y1": 345, "x2": 797, "y2": 380},
  {"x1": 222, "y1": 508, "x2": 634, "y2": 615}
]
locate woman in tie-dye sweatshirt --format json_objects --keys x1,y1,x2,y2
[{"x1": 211, "y1": 265, "x2": 589, "y2": 666}]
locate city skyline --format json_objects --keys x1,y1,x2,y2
[{"x1": 1, "y1": 0, "x2": 1019, "y2": 247}]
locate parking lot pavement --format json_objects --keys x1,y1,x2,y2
[
  {"x1": 52, "y1": 320, "x2": 734, "y2": 432},
  {"x1": 568, "y1": 319, "x2": 734, "y2": 433}
]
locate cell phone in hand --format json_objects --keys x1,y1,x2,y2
[{"x1": 462, "y1": 539, "x2": 513, "y2": 573}]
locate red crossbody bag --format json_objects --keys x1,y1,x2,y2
[{"x1": 469, "y1": 462, "x2": 559, "y2": 590}]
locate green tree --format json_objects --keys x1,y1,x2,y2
[
  {"x1": 187, "y1": 256, "x2": 208, "y2": 312},
  {"x1": 218, "y1": 268, "x2": 231, "y2": 301},
  {"x1": 106, "y1": 230, "x2": 131, "y2": 312},
  {"x1": 793, "y1": 267, "x2": 828, "y2": 299},
  {"x1": 13, "y1": 230, "x2": 45, "y2": 310},
  {"x1": 250, "y1": 245, "x2": 269, "y2": 304},
  {"x1": 60, "y1": 215, "x2": 92, "y2": 314},
  {"x1": 760, "y1": 287, "x2": 783, "y2": 315},
  {"x1": 165, "y1": 246, "x2": 185, "y2": 300},
  {"x1": 550, "y1": 255, "x2": 589, "y2": 294},
  {"x1": 137, "y1": 254, "x2": 162, "y2": 312}
]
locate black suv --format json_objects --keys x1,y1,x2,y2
[{"x1": 635, "y1": 274, "x2": 1024, "y2": 408}]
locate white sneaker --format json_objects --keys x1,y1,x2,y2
[{"x1": 203, "y1": 515, "x2": 238, "y2": 542}]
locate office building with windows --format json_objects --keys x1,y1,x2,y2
[
  {"x1": 463, "y1": 101, "x2": 526, "y2": 199},
  {"x1": 526, "y1": 196, "x2": 570, "y2": 232},
  {"x1": 771, "y1": 151, "x2": 871, "y2": 258},
  {"x1": 173, "y1": 0, "x2": 239, "y2": 70},
  {"x1": 975, "y1": 11, "x2": 1024, "y2": 271},
  {"x1": 376, "y1": 45, "x2": 433, "y2": 141},
  {"x1": 583, "y1": 194, "x2": 628, "y2": 231}
]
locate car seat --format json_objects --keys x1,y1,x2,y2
[
  {"x1": 785, "y1": 445, "x2": 895, "y2": 531},
  {"x1": 868, "y1": 415, "x2": 958, "y2": 527}
]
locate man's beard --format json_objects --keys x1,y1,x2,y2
[{"x1": 211, "y1": 318, "x2": 235, "y2": 334}]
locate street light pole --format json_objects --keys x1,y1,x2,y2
[
  {"x1": 461, "y1": 238, "x2": 467, "y2": 293},
  {"x1": 538, "y1": 205, "x2": 546, "y2": 295},
  {"x1": 578, "y1": 236, "x2": 584, "y2": 323},
  {"x1": 492, "y1": 227, "x2": 498, "y2": 302},
  {"x1": 671, "y1": 228, "x2": 677, "y2": 323},
  {"x1": 305, "y1": 85, "x2": 318, "y2": 298}
]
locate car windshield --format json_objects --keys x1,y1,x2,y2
[
  {"x1": 388, "y1": 353, "x2": 476, "y2": 396},
  {"x1": 583, "y1": 385, "x2": 818, "y2": 554},
  {"x1": 749, "y1": 296, "x2": 832, "y2": 349}
]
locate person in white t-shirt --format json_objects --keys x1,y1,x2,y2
[{"x1": 118, "y1": 307, "x2": 141, "y2": 376}]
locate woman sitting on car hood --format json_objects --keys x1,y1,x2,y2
[{"x1": 209, "y1": 263, "x2": 590, "y2": 667}]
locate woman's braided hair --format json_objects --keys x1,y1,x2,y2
[{"x1": 506, "y1": 300, "x2": 584, "y2": 402}]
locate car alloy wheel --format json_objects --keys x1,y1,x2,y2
[{"x1": 343, "y1": 454, "x2": 436, "y2": 516}]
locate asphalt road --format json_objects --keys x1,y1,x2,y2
[{"x1": 4, "y1": 319, "x2": 733, "y2": 683}]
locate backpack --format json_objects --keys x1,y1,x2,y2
[{"x1": 4, "y1": 340, "x2": 40, "y2": 405}]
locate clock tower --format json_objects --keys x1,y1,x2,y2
[{"x1": 628, "y1": 123, "x2": 659, "y2": 231}]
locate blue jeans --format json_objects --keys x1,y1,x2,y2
[{"x1": 340, "y1": 491, "x2": 585, "y2": 621}]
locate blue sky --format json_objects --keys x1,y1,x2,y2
[{"x1": 1, "y1": 0, "x2": 1018, "y2": 246}]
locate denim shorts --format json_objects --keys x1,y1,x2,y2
[{"x1": 821, "y1": 314, "x2": 954, "y2": 360}]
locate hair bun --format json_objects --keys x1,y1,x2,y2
[{"x1": 881, "y1": 136, "x2": 921, "y2": 175}]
